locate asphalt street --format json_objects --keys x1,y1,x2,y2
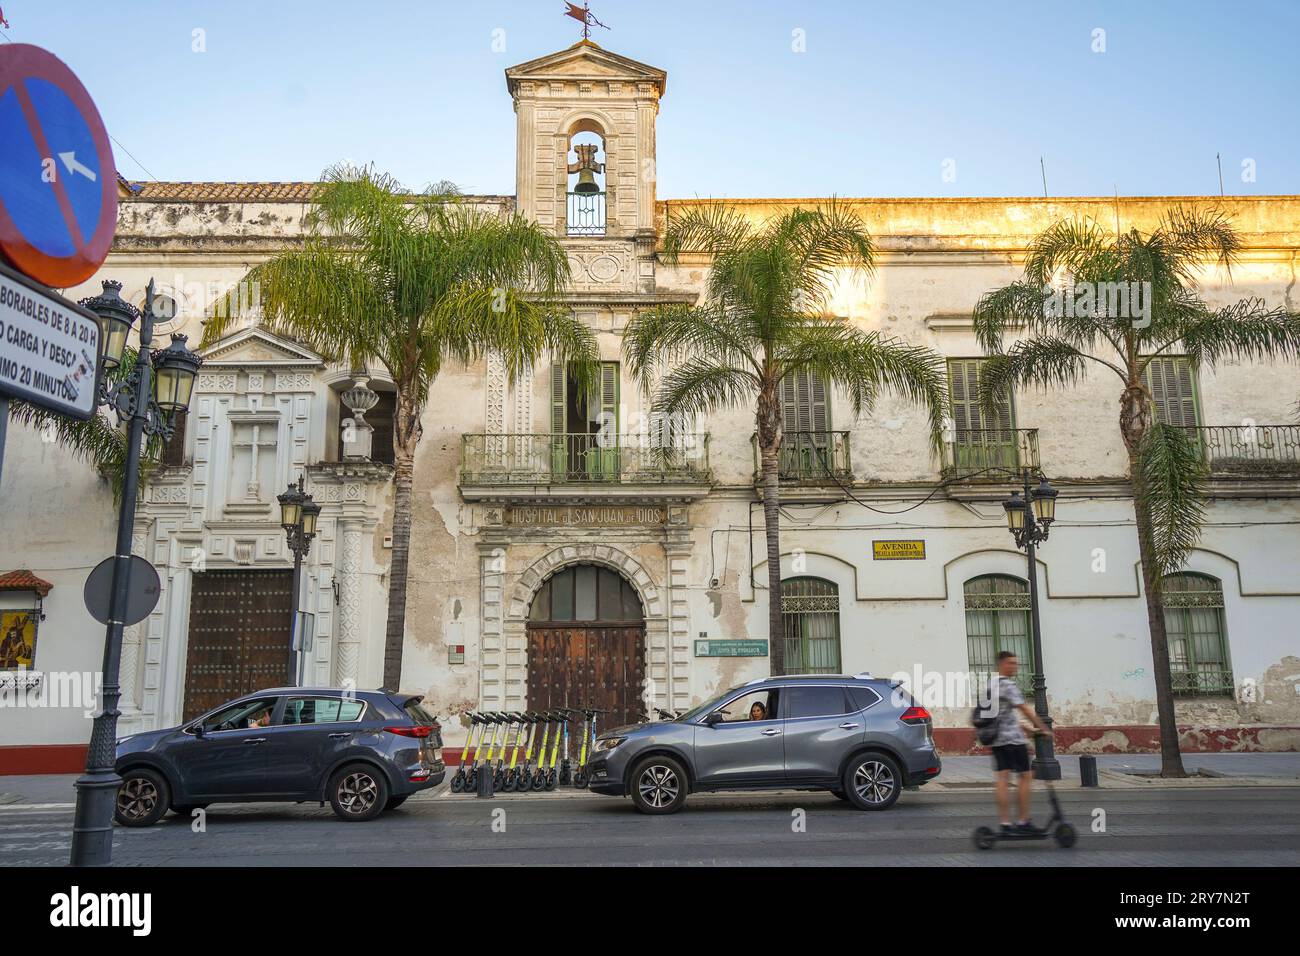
[{"x1": 2, "y1": 784, "x2": 1298, "y2": 867}]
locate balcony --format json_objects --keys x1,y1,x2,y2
[
  {"x1": 1193, "y1": 425, "x2": 1300, "y2": 479},
  {"x1": 566, "y1": 191, "x2": 605, "y2": 237},
  {"x1": 941, "y1": 428, "x2": 1040, "y2": 481},
  {"x1": 460, "y1": 433, "x2": 711, "y2": 491},
  {"x1": 752, "y1": 431, "x2": 852, "y2": 484}
]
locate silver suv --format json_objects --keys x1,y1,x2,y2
[{"x1": 586, "y1": 674, "x2": 940, "y2": 814}]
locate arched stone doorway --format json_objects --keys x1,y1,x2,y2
[{"x1": 526, "y1": 563, "x2": 647, "y2": 727}]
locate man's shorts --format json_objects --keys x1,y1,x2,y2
[{"x1": 992, "y1": 743, "x2": 1030, "y2": 773}]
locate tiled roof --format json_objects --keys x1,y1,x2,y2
[
  {"x1": 124, "y1": 181, "x2": 322, "y2": 202},
  {"x1": 0, "y1": 570, "x2": 54, "y2": 597}
]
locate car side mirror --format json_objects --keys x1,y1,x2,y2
[
  {"x1": 702, "y1": 711, "x2": 724, "y2": 727},
  {"x1": 192, "y1": 724, "x2": 206, "y2": 738}
]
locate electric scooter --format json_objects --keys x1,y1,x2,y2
[
  {"x1": 572, "y1": 707, "x2": 607, "y2": 789},
  {"x1": 526, "y1": 712, "x2": 555, "y2": 792},
  {"x1": 973, "y1": 736, "x2": 1077, "y2": 850},
  {"x1": 536, "y1": 709, "x2": 567, "y2": 791},
  {"x1": 503, "y1": 712, "x2": 534, "y2": 792},
  {"x1": 450, "y1": 712, "x2": 485, "y2": 793},
  {"x1": 492, "y1": 713, "x2": 525, "y2": 792},
  {"x1": 466, "y1": 711, "x2": 503, "y2": 793}
]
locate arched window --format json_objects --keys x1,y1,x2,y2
[
  {"x1": 1162, "y1": 572, "x2": 1232, "y2": 696},
  {"x1": 781, "y1": 577, "x2": 841, "y2": 674},
  {"x1": 566, "y1": 130, "x2": 606, "y2": 237},
  {"x1": 964, "y1": 575, "x2": 1034, "y2": 698},
  {"x1": 529, "y1": 564, "x2": 642, "y2": 623}
]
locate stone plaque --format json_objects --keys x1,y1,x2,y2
[{"x1": 505, "y1": 504, "x2": 667, "y2": 527}]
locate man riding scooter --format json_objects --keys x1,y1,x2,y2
[{"x1": 989, "y1": 651, "x2": 1052, "y2": 834}]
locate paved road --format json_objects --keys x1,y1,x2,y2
[{"x1": 3, "y1": 785, "x2": 1298, "y2": 866}]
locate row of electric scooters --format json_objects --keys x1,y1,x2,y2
[{"x1": 449, "y1": 708, "x2": 607, "y2": 793}]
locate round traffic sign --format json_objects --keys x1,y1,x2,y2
[
  {"x1": 0, "y1": 44, "x2": 118, "y2": 287},
  {"x1": 83, "y1": 555, "x2": 160, "y2": 627}
]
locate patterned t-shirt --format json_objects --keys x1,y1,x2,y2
[{"x1": 992, "y1": 676, "x2": 1026, "y2": 747}]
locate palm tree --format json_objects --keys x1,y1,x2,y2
[
  {"x1": 205, "y1": 164, "x2": 598, "y2": 690},
  {"x1": 972, "y1": 206, "x2": 1300, "y2": 777},
  {"x1": 624, "y1": 203, "x2": 947, "y2": 674},
  {"x1": 5, "y1": 347, "x2": 165, "y2": 500}
]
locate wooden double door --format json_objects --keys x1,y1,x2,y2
[
  {"x1": 525, "y1": 623, "x2": 647, "y2": 730},
  {"x1": 182, "y1": 569, "x2": 294, "y2": 721}
]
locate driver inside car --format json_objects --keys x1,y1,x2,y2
[{"x1": 748, "y1": 701, "x2": 767, "y2": 721}]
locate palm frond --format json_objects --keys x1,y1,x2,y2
[
  {"x1": 976, "y1": 338, "x2": 1109, "y2": 419},
  {"x1": 1175, "y1": 299, "x2": 1300, "y2": 368},
  {"x1": 782, "y1": 321, "x2": 947, "y2": 449},
  {"x1": 652, "y1": 360, "x2": 757, "y2": 421},
  {"x1": 1137, "y1": 424, "x2": 1208, "y2": 576}
]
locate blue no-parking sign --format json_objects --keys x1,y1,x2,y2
[{"x1": 0, "y1": 44, "x2": 117, "y2": 288}]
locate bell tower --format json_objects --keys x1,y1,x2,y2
[{"x1": 506, "y1": 41, "x2": 665, "y2": 290}]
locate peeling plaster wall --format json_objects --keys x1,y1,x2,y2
[{"x1": 6, "y1": 189, "x2": 1300, "y2": 755}]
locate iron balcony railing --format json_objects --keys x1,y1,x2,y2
[
  {"x1": 566, "y1": 191, "x2": 606, "y2": 237},
  {"x1": 751, "y1": 431, "x2": 852, "y2": 483},
  {"x1": 461, "y1": 433, "x2": 710, "y2": 485},
  {"x1": 1190, "y1": 424, "x2": 1300, "y2": 478},
  {"x1": 941, "y1": 428, "x2": 1039, "y2": 481}
]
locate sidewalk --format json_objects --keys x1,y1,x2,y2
[
  {"x1": 928, "y1": 752, "x2": 1300, "y2": 790},
  {"x1": 3, "y1": 753, "x2": 1297, "y2": 807}
]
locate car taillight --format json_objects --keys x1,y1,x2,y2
[
  {"x1": 899, "y1": 706, "x2": 931, "y2": 724},
  {"x1": 385, "y1": 725, "x2": 433, "y2": 738}
]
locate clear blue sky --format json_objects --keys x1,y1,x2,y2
[{"x1": 5, "y1": 0, "x2": 1297, "y2": 197}]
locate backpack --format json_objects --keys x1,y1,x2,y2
[
  {"x1": 970, "y1": 677, "x2": 1001, "y2": 746},
  {"x1": 971, "y1": 707, "x2": 999, "y2": 746}
]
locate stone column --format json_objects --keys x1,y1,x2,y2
[{"x1": 334, "y1": 519, "x2": 364, "y2": 687}]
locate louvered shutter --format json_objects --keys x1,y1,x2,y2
[
  {"x1": 1142, "y1": 357, "x2": 1200, "y2": 427},
  {"x1": 780, "y1": 369, "x2": 829, "y2": 433},
  {"x1": 948, "y1": 359, "x2": 1013, "y2": 432},
  {"x1": 550, "y1": 361, "x2": 567, "y2": 477}
]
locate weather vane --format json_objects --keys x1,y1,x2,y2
[{"x1": 564, "y1": 2, "x2": 609, "y2": 41}]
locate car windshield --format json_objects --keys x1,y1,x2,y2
[{"x1": 675, "y1": 683, "x2": 747, "y2": 723}]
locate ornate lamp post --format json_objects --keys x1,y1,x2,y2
[
  {"x1": 1002, "y1": 471, "x2": 1062, "y2": 781},
  {"x1": 278, "y1": 475, "x2": 320, "y2": 685},
  {"x1": 70, "y1": 280, "x2": 202, "y2": 867}
]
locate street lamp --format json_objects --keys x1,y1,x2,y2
[
  {"x1": 70, "y1": 280, "x2": 202, "y2": 867},
  {"x1": 1002, "y1": 470, "x2": 1062, "y2": 781},
  {"x1": 278, "y1": 475, "x2": 320, "y2": 686}
]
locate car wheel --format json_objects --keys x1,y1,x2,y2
[
  {"x1": 114, "y1": 768, "x2": 170, "y2": 827},
  {"x1": 383, "y1": 795, "x2": 408, "y2": 812},
  {"x1": 842, "y1": 752, "x2": 902, "y2": 811},
  {"x1": 629, "y1": 756, "x2": 687, "y2": 815},
  {"x1": 328, "y1": 764, "x2": 390, "y2": 822},
  {"x1": 169, "y1": 803, "x2": 208, "y2": 817}
]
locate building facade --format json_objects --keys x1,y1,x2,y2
[{"x1": 2, "y1": 40, "x2": 1299, "y2": 770}]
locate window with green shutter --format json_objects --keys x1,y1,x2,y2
[
  {"x1": 948, "y1": 358, "x2": 1017, "y2": 471},
  {"x1": 778, "y1": 369, "x2": 831, "y2": 477},
  {"x1": 550, "y1": 361, "x2": 619, "y2": 480},
  {"x1": 1142, "y1": 356, "x2": 1201, "y2": 428}
]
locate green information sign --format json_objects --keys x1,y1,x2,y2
[{"x1": 694, "y1": 639, "x2": 768, "y2": 658}]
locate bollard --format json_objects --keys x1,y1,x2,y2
[
  {"x1": 1079, "y1": 754, "x2": 1099, "y2": 787},
  {"x1": 476, "y1": 762, "x2": 494, "y2": 798}
]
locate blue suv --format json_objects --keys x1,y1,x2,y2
[{"x1": 113, "y1": 688, "x2": 445, "y2": 825}]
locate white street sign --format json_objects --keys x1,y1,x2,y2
[{"x1": 0, "y1": 261, "x2": 101, "y2": 420}]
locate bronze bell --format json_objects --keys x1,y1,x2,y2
[
  {"x1": 573, "y1": 167, "x2": 600, "y2": 194},
  {"x1": 568, "y1": 143, "x2": 604, "y2": 194}
]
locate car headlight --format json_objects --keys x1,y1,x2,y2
[{"x1": 595, "y1": 736, "x2": 626, "y2": 751}]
